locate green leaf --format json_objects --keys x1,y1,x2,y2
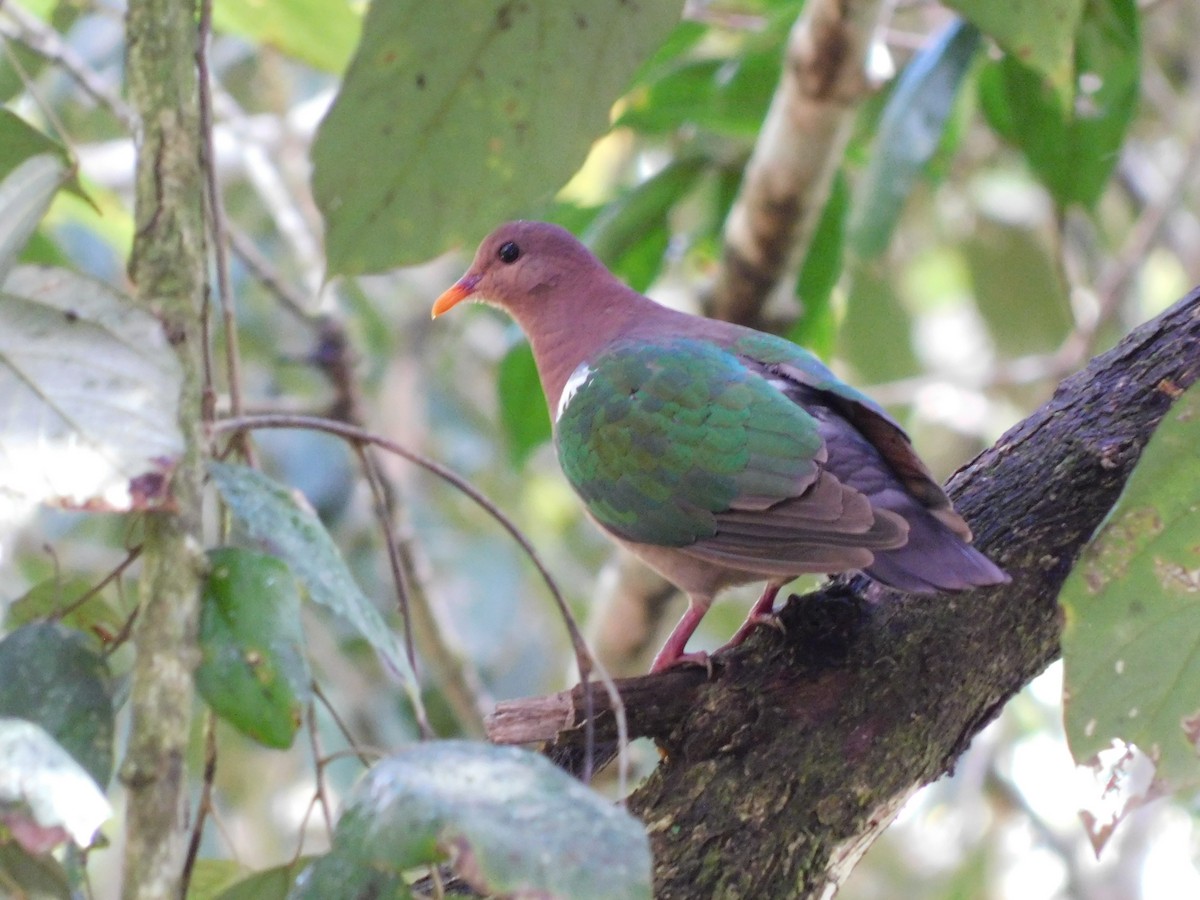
[
  {"x1": 295, "y1": 741, "x2": 652, "y2": 900},
  {"x1": 585, "y1": 157, "x2": 706, "y2": 292},
  {"x1": 1061, "y1": 380, "x2": 1200, "y2": 785},
  {"x1": 616, "y1": 49, "x2": 781, "y2": 138},
  {"x1": 848, "y1": 20, "x2": 981, "y2": 258},
  {"x1": 209, "y1": 858, "x2": 313, "y2": 900},
  {"x1": 0, "y1": 144, "x2": 68, "y2": 285},
  {"x1": 963, "y1": 220, "x2": 1073, "y2": 356},
  {"x1": 288, "y1": 854, "x2": 411, "y2": 900},
  {"x1": 212, "y1": 0, "x2": 361, "y2": 74},
  {"x1": 183, "y1": 859, "x2": 249, "y2": 900},
  {"x1": 0, "y1": 623, "x2": 114, "y2": 786},
  {"x1": 497, "y1": 341, "x2": 550, "y2": 468},
  {"x1": 196, "y1": 548, "x2": 312, "y2": 749},
  {"x1": 0, "y1": 842, "x2": 72, "y2": 900},
  {"x1": 788, "y1": 172, "x2": 848, "y2": 359},
  {"x1": 0, "y1": 111, "x2": 87, "y2": 211},
  {"x1": 945, "y1": 0, "x2": 1084, "y2": 87},
  {"x1": 0, "y1": 267, "x2": 183, "y2": 512},
  {"x1": 207, "y1": 463, "x2": 421, "y2": 713},
  {"x1": 978, "y1": 0, "x2": 1140, "y2": 208},
  {"x1": 0, "y1": 111, "x2": 70, "y2": 184},
  {"x1": 4, "y1": 577, "x2": 125, "y2": 649},
  {"x1": 313, "y1": 0, "x2": 686, "y2": 274},
  {"x1": 839, "y1": 259, "x2": 918, "y2": 383}
]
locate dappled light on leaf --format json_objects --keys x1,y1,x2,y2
[
  {"x1": 296, "y1": 741, "x2": 651, "y2": 900},
  {"x1": 1062, "y1": 380, "x2": 1200, "y2": 787},
  {"x1": 0, "y1": 268, "x2": 182, "y2": 517},
  {"x1": 0, "y1": 718, "x2": 112, "y2": 852}
]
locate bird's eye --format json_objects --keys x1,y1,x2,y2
[{"x1": 497, "y1": 241, "x2": 521, "y2": 264}]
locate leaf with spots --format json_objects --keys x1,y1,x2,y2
[
  {"x1": 312, "y1": 0, "x2": 685, "y2": 274},
  {"x1": 1061, "y1": 378, "x2": 1200, "y2": 787},
  {"x1": 196, "y1": 548, "x2": 311, "y2": 749},
  {"x1": 208, "y1": 462, "x2": 422, "y2": 718}
]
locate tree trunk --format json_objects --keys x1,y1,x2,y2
[
  {"x1": 490, "y1": 288, "x2": 1200, "y2": 898},
  {"x1": 121, "y1": 0, "x2": 208, "y2": 896}
]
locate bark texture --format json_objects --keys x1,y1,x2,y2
[
  {"x1": 121, "y1": 0, "x2": 208, "y2": 897},
  {"x1": 490, "y1": 289, "x2": 1200, "y2": 898}
]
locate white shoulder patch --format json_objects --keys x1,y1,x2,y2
[{"x1": 555, "y1": 362, "x2": 592, "y2": 423}]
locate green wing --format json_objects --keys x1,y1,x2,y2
[
  {"x1": 555, "y1": 338, "x2": 827, "y2": 547},
  {"x1": 730, "y1": 330, "x2": 959, "y2": 520}
]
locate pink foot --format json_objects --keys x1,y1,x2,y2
[
  {"x1": 722, "y1": 582, "x2": 787, "y2": 650},
  {"x1": 649, "y1": 648, "x2": 712, "y2": 676},
  {"x1": 724, "y1": 611, "x2": 785, "y2": 649}
]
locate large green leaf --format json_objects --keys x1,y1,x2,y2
[
  {"x1": 0, "y1": 623, "x2": 114, "y2": 787},
  {"x1": 208, "y1": 463, "x2": 421, "y2": 713},
  {"x1": 212, "y1": 0, "x2": 361, "y2": 74},
  {"x1": 978, "y1": 0, "x2": 1139, "y2": 209},
  {"x1": 497, "y1": 341, "x2": 549, "y2": 469},
  {"x1": 0, "y1": 267, "x2": 182, "y2": 512},
  {"x1": 196, "y1": 548, "x2": 312, "y2": 749},
  {"x1": 294, "y1": 741, "x2": 651, "y2": 900},
  {"x1": 313, "y1": 0, "x2": 685, "y2": 274},
  {"x1": 945, "y1": 0, "x2": 1084, "y2": 87},
  {"x1": 1062, "y1": 380, "x2": 1200, "y2": 786},
  {"x1": 848, "y1": 20, "x2": 981, "y2": 259}
]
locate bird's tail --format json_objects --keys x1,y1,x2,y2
[{"x1": 864, "y1": 503, "x2": 1008, "y2": 593}]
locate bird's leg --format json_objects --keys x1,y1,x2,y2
[
  {"x1": 723, "y1": 581, "x2": 786, "y2": 650},
  {"x1": 649, "y1": 596, "x2": 712, "y2": 673}
]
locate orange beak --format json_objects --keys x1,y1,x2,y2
[{"x1": 431, "y1": 273, "x2": 481, "y2": 318}]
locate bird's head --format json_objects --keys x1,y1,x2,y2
[{"x1": 431, "y1": 221, "x2": 612, "y2": 323}]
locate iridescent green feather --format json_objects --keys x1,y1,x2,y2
[{"x1": 555, "y1": 338, "x2": 824, "y2": 546}]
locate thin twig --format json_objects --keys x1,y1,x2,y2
[
  {"x1": 0, "y1": 3, "x2": 137, "y2": 130},
  {"x1": 305, "y1": 700, "x2": 335, "y2": 835},
  {"x1": 227, "y1": 223, "x2": 315, "y2": 322},
  {"x1": 356, "y1": 442, "x2": 433, "y2": 739},
  {"x1": 180, "y1": 712, "x2": 219, "y2": 898},
  {"x1": 197, "y1": 0, "x2": 249, "y2": 455},
  {"x1": 311, "y1": 680, "x2": 374, "y2": 767},
  {"x1": 213, "y1": 413, "x2": 631, "y2": 791},
  {"x1": 0, "y1": 31, "x2": 77, "y2": 155},
  {"x1": 55, "y1": 545, "x2": 143, "y2": 623}
]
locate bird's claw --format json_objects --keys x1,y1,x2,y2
[
  {"x1": 650, "y1": 649, "x2": 714, "y2": 679},
  {"x1": 725, "y1": 612, "x2": 786, "y2": 649}
]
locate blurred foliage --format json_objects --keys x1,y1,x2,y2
[{"x1": 1, "y1": 0, "x2": 1199, "y2": 897}]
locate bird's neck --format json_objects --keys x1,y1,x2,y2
[{"x1": 516, "y1": 286, "x2": 665, "y2": 414}]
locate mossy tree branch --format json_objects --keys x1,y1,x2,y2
[{"x1": 120, "y1": 0, "x2": 208, "y2": 896}]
